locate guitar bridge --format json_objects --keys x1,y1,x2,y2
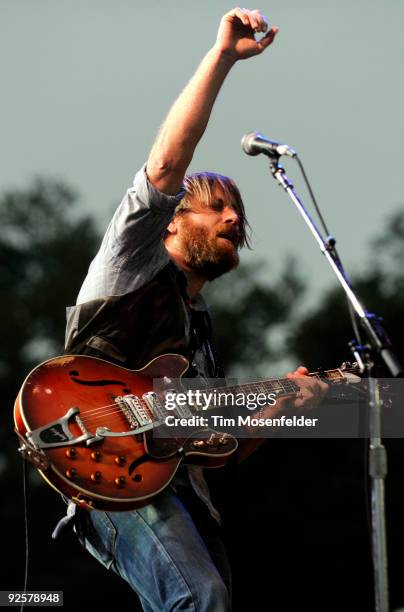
[{"x1": 95, "y1": 394, "x2": 160, "y2": 439}]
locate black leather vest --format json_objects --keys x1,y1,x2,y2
[{"x1": 64, "y1": 262, "x2": 223, "y2": 378}]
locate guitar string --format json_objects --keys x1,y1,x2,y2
[
  {"x1": 70, "y1": 377, "x2": 307, "y2": 418},
  {"x1": 79, "y1": 390, "x2": 308, "y2": 432},
  {"x1": 78, "y1": 402, "x2": 126, "y2": 415},
  {"x1": 77, "y1": 386, "x2": 295, "y2": 424},
  {"x1": 80, "y1": 414, "x2": 130, "y2": 430},
  {"x1": 76, "y1": 384, "x2": 308, "y2": 423},
  {"x1": 79, "y1": 386, "x2": 299, "y2": 428},
  {"x1": 73, "y1": 370, "x2": 350, "y2": 424},
  {"x1": 80, "y1": 408, "x2": 128, "y2": 423}
]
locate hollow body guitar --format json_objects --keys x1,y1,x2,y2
[{"x1": 14, "y1": 353, "x2": 358, "y2": 511}]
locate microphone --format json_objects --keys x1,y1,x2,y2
[{"x1": 241, "y1": 131, "x2": 297, "y2": 158}]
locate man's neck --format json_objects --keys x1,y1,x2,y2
[
  {"x1": 167, "y1": 247, "x2": 206, "y2": 299},
  {"x1": 182, "y1": 270, "x2": 206, "y2": 299}
]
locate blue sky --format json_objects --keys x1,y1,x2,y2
[{"x1": 2, "y1": 0, "x2": 403, "y2": 305}]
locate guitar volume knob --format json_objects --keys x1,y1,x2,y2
[
  {"x1": 114, "y1": 476, "x2": 126, "y2": 487},
  {"x1": 66, "y1": 468, "x2": 77, "y2": 479},
  {"x1": 90, "y1": 471, "x2": 102, "y2": 483},
  {"x1": 191, "y1": 440, "x2": 205, "y2": 448},
  {"x1": 91, "y1": 451, "x2": 102, "y2": 461},
  {"x1": 114, "y1": 455, "x2": 127, "y2": 466},
  {"x1": 65, "y1": 447, "x2": 78, "y2": 459}
]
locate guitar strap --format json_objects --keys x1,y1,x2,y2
[
  {"x1": 174, "y1": 262, "x2": 225, "y2": 380},
  {"x1": 187, "y1": 308, "x2": 225, "y2": 379}
]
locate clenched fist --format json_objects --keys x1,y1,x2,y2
[{"x1": 214, "y1": 7, "x2": 279, "y2": 61}]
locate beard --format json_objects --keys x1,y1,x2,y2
[{"x1": 179, "y1": 219, "x2": 240, "y2": 281}]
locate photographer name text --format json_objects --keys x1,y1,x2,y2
[{"x1": 164, "y1": 414, "x2": 318, "y2": 428}]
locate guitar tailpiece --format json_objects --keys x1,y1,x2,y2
[{"x1": 26, "y1": 406, "x2": 100, "y2": 449}]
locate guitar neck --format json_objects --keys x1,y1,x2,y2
[{"x1": 191, "y1": 367, "x2": 352, "y2": 413}]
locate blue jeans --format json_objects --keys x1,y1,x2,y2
[{"x1": 74, "y1": 484, "x2": 231, "y2": 611}]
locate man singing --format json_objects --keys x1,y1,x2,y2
[{"x1": 64, "y1": 8, "x2": 326, "y2": 610}]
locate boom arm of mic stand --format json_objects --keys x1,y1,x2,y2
[{"x1": 268, "y1": 156, "x2": 403, "y2": 377}]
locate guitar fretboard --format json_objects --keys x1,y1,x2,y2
[{"x1": 187, "y1": 368, "x2": 347, "y2": 413}]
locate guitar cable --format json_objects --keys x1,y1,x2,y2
[{"x1": 20, "y1": 458, "x2": 29, "y2": 612}]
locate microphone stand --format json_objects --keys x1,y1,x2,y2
[{"x1": 266, "y1": 154, "x2": 403, "y2": 612}]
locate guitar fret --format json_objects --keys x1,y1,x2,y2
[
  {"x1": 175, "y1": 366, "x2": 354, "y2": 415},
  {"x1": 198, "y1": 367, "x2": 348, "y2": 399}
]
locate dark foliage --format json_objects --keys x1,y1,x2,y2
[
  {"x1": 205, "y1": 257, "x2": 305, "y2": 375},
  {"x1": 3, "y1": 179, "x2": 404, "y2": 610},
  {"x1": 288, "y1": 211, "x2": 404, "y2": 371}
]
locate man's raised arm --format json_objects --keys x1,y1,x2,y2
[{"x1": 147, "y1": 7, "x2": 278, "y2": 195}]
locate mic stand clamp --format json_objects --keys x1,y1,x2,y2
[{"x1": 266, "y1": 153, "x2": 401, "y2": 612}]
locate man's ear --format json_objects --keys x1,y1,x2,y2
[{"x1": 166, "y1": 217, "x2": 178, "y2": 236}]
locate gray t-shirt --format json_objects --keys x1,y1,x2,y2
[{"x1": 73, "y1": 164, "x2": 221, "y2": 523}]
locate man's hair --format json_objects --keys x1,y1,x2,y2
[{"x1": 173, "y1": 171, "x2": 251, "y2": 249}]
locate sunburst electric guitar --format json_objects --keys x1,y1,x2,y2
[{"x1": 14, "y1": 353, "x2": 361, "y2": 511}]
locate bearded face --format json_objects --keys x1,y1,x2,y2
[{"x1": 177, "y1": 213, "x2": 240, "y2": 281}]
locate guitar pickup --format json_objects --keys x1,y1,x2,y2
[{"x1": 115, "y1": 394, "x2": 153, "y2": 428}]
